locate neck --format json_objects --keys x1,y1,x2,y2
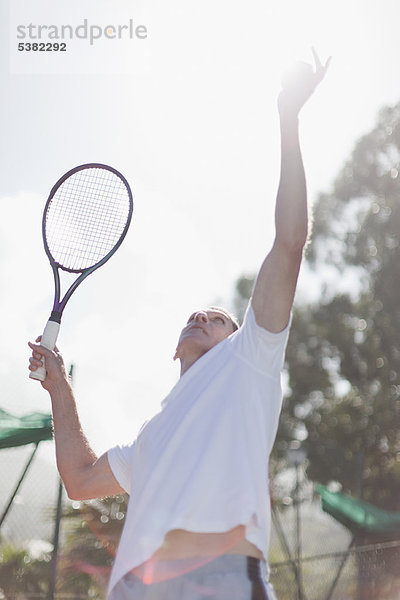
[{"x1": 178, "y1": 350, "x2": 206, "y2": 377}]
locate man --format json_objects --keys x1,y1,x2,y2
[{"x1": 29, "y1": 50, "x2": 330, "y2": 599}]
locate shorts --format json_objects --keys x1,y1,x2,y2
[{"x1": 108, "y1": 554, "x2": 277, "y2": 599}]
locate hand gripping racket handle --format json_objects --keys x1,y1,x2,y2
[{"x1": 29, "y1": 320, "x2": 60, "y2": 382}]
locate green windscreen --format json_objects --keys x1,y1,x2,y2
[
  {"x1": 318, "y1": 484, "x2": 400, "y2": 536},
  {"x1": 0, "y1": 408, "x2": 52, "y2": 449}
]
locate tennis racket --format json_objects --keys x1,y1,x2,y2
[{"x1": 30, "y1": 163, "x2": 133, "y2": 382}]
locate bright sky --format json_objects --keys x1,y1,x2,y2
[{"x1": 1, "y1": 0, "x2": 400, "y2": 462}]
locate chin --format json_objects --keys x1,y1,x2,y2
[{"x1": 177, "y1": 335, "x2": 211, "y2": 355}]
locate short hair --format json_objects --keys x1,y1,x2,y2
[{"x1": 208, "y1": 306, "x2": 240, "y2": 333}]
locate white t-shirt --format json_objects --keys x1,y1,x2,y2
[{"x1": 107, "y1": 301, "x2": 290, "y2": 595}]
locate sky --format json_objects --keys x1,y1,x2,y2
[{"x1": 2, "y1": 0, "x2": 400, "y2": 465}]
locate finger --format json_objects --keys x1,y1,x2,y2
[
  {"x1": 314, "y1": 56, "x2": 332, "y2": 84},
  {"x1": 29, "y1": 359, "x2": 43, "y2": 370},
  {"x1": 29, "y1": 357, "x2": 43, "y2": 368},
  {"x1": 323, "y1": 55, "x2": 332, "y2": 73},
  {"x1": 29, "y1": 341, "x2": 41, "y2": 351},
  {"x1": 317, "y1": 56, "x2": 332, "y2": 83},
  {"x1": 28, "y1": 342, "x2": 52, "y2": 358},
  {"x1": 36, "y1": 336, "x2": 42, "y2": 343},
  {"x1": 311, "y1": 46, "x2": 322, "y2": 70}
]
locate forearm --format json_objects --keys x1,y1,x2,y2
[
  {"x1": 49, "y1": 378, "x2": 97, "y2": 493},
  {"x1": 251, "y1": 52, "x2": 329, "y2": 331},
  {"x1": 275, "y1": 113, "x2": 308, "y2": 250}
]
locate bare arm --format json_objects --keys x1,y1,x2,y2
[
  {"x1": 28, "y1": 341, "x2": 124, "y2": 500},
  {"x1": 252, "y1": 49, "x2": 331, "y2": 332}
]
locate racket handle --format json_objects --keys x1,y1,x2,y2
[{"x1": 29, "y1": 320, "x2": 60, "y2": 382}]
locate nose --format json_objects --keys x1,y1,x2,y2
[{"x1": 194, "y1": 311, "x2": 208, "y2": 323}]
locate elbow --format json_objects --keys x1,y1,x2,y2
[
  {"x1": 64, "y1": 481, "x2": 94, "y2": 501},
  {"x1": 289, "y1": 237, "x2": 307, "y2": 253},
  {"x1": 65, "y1": 486, "x2": 83, "y2": 501},
  {"x1": 275, "y1": 235, "x2": 307, "y2": 256},
  {"x1": 275, "y1": 221, "x2": 309, "y2": 253},
  {"x1": 58, "y1": 469, "x2": 87, "y2": 501},
  {"x1": 61, "y1": 476, "x2": 82, "y2": 501}
]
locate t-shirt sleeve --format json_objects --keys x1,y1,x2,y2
[
  {"x1": 107, "y1": 442, "x2": 136, "y2": 494},
  {"x1": 229, "y1": 299, "x2": 291, "y2": 376}
]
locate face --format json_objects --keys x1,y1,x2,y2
[{"x1": 175, "y1": 308, "x2": 235, "y2": 361}]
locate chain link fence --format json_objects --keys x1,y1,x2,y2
[
  {"x1": 1, "y1": 444, "x2": 399, "y2": 599},
  {"x1": 270, "y1": 535, "x2": 400, "y2": 599},
  {"x1": 0, "y1": 443, "x2": 59, "y2": 547}
]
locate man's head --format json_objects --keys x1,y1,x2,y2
[{"x1": 174, "y1": 307, "x2": 239, "y2": 374}]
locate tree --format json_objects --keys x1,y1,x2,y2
[
  {"x1": 57, "y1": 494, "x2": 128, "y2": 598},
  {"x1": 234, "y1": 101, "x2": 400, "y2": 511},
  {"x1": 0, "y1": 544, "x2": 51, "y2": 599}
]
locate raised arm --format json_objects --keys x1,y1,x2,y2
[
  {"x1": 28, "y1": 341, "x2": 124, "y2": 500},
  {"x1": 252, "y1": 49, "x2": 331, "y2": 333}
]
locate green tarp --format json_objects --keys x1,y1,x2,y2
[
  {"x1": 0, "y1": 408, "x2": 52, "y2": 449},
  {"x1": 318, "y1": 484, "x2": 400, "y2": 536}
]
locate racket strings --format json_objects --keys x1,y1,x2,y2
[{"x1": 45, "y1": 168, "x2": 131, "y2": 271}]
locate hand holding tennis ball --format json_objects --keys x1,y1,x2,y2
[{"x1": 279, "y1": 48, "x2": 331, "y2": 117}]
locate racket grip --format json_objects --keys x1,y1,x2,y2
[{"x1": 29, "y1": 320, "x2": 60, "y2": 382}]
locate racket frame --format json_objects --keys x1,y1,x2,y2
[{"x1": 43, "y1": 162, "x2": 133, "y2": 324}]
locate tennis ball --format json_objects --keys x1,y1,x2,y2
[{"x1": 280, "y1": 61, "x2": 314, "y2": 90}]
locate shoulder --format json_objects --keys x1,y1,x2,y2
[{"x1": 228, "y1": 300, "x2": 291, "y2": 375}]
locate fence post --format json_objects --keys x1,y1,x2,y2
[
  {"x1": 48, "y1": 478, "x2": 63, "y2": 600},
  {"x1": 47, "y1": 363, "x2": 74, "y2": 599}
]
